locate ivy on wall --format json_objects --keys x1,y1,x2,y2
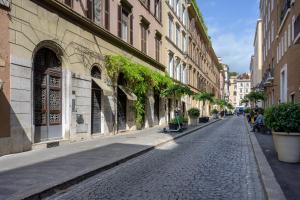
[{"x1": 105, "y1": 55, "x2": 173, "y2": 129}]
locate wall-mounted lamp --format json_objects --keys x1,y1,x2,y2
[{"x1": 0, "y1": 79, "x2": 4, "y2": 91}]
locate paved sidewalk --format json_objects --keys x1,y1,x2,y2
[{"x1": 0, "y1": 120, "x2": 220, "y2": 200}]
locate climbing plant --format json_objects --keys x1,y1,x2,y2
[{"x1": 105, "y1": 55, "x2": 173, "y2": 129}]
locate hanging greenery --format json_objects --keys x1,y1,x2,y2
[{"x1": 105, "y1": 55, "x2": 173, "y2": 129}]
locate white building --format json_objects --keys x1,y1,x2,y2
[{"x1": 236, "y1": 73, "x2": 251, "y2": 108}]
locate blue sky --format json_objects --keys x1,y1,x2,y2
[{"x1": 197, "y1": 0, "x2": 259, "y2": 73}]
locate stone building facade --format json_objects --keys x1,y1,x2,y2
[
  {"x1": 0, "y1": 0, "x2": 221, "y2": 156},
  {"x1": 164, "y1": 0, "x2": 221, "y2": 118},
  {"x1": 251, "y1": 19, "x2": 263, "y2": 91},
  {"x1": 259, "y1": 0, "x2": 300, "y2": 106},
  {"x1": 0, "y1": 1, "x2": 11, "y2": 154}
]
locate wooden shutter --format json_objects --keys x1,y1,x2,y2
[
  {"x1": 118, "y1": 5, "x2": 122, "y2": 38},
  {"x1": 87, "y1": 0, "x2": 93, "y2": 20},
  {"x1": 130, "y1": 14, "x2": 133, "y2": 45},
  {"x1": 105, "y1": 0, "x2": 110, "y2": 30}
]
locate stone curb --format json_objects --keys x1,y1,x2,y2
[
  {"x1": 244, "y1": 118, "x2": 286, "y2": 200},
  {"x1": 20, "y1": 119, "x2": 222, "y2": 200}
]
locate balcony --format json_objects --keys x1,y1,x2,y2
[
  {"x1": 263, "y1": 68, "x2": 274, "y2": 88},
  {"x1": 294, "y1": 13, "x2": 300, "y2": 44}
]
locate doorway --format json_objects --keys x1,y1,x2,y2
[
  {"x1": 33, "y1": 48, "x2": 62, "y2": 142},
  {"x1": 91, "y1": 67, "x2": 102, "y2": 134},
  {"x1": 117, "y1": 74, "x2": 127, "y2": 131}
]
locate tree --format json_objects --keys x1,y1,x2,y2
[
  {"x1": 161, "y1": 83, "x2": 194, "y2": 111},
  {"x1": 193, "y1": 92, "x2": 214, "y2": 117},
  {"x1": 245, "y1": 91, "x2": 265, "y2": 107},
  {"x1": 229, "y1": 72, "x2": 238, "y2": 77}
]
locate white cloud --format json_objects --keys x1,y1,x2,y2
[{"x1": 208, "y1": 21, "x2": 256, "y2": 73}]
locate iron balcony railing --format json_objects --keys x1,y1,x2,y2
[
  {"x1": 294, "y1": 13, "x2": 300, "y2": 44},
  {"x1": 263, "y1": 68, "x2": 274, "y2": 87},
  {"x1": 280, "y1": 0, "x2": 291, "y2": 23}
]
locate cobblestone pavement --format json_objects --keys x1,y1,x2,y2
[{"x1": 49, "y1": 117, "x2": 265, "y2": 200}]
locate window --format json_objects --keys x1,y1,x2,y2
[
  {"x1": 155, "y1": 33, "x2": 161, "y2": 62},
  {"x1": 182, "y1": 33, "x2": 186, "y2": 52},
  {"x1": 64, "y1": 0, "x2": 72, "y2": 7},
  {"x1": 169, "y1": 0, "x2": 173, "y2": 8},
  {"x1": 168, "y1": 16, "x2": 173, "y2": 40},
  {"x1": 118, "y1": 4, "x2": 133, "y2": 44},
  {"x1": 141, "y1": 21, "x2": 149, "y2": 54},
  {"x1": 176, "y1": 60, "x2": 181, "y2": 81},
  {"x1": 271, "y1": 21, "x2": 274, "y2": 41},
  {"x1": 176, "y1": 0, "x2": 180, "y2": 16},
  {"x1": 280, "y1": 65, "x2": 288, "y2": 103},
  {"x1": 182, "y1": 65, "x2": 187, "y2": 84},
  {"x1": 168, "y1": 53, "x2": 174, "y2": 78},
  {"x1": 154, "y1": 0, "x2": 162, "y2": 22},
  {"x1": 176, "y1": 25, "x2": 180, "y2": 47},
  {"x1": 240, "y1": 89, "x2": 243, "y2": 93},
  {"x1": 140, "y1": 0, "x2": 150, "y2": 9},
  {"x1": 290, "y1": 93, "x2": 295, "y2": 104},
  {"x1": 86, "y1": 0, "x2": 109, "y2": 30},
  {"x1": 104, "y1": 0, "x2": 110, "y2": 30},
  {"x1": 182, "y1": 5, "x2": 185, "y2": 24},
  {"x1": 287, "y1": 23, "x2": 291, "y2": 47}
]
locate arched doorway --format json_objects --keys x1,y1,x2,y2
[
  {"x1": 91, "y1": 66, "x2": 102, "y2": 134},
  {"x1": 34, "y1": 48, "x2": 62, "y2": 142}
]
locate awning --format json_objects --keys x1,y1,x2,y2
[
  {"x1": 118, "y1": 85, "x2": 137, "y2": 101},
  {"x1": 92, "y1": 78, "x2": 113, "y2": 96}
]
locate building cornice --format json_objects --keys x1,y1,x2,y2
[{"x1": 30, "y1": 0, "x2": 166, "y2": 71}]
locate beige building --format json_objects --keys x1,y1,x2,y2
[
  {"x1": 251, "y1": 19, "x2": 263, "y2": 91},
  {"x1": 164, "y1": 0, "x2": 221, "y2": 118},
  {"x1": 0, "y1": 0, "x2": 221, "y2": 156},
  {"x1": 259, "y1": 0, "x2": 300, "y2": 106}
]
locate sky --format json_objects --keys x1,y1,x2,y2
[{"x1": 197, "y1": 0, "x2": 259, "y2": 74}]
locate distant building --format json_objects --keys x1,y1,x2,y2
[
  {"x1": 229, "y1": 75, "x2": 238, "y2": 108},
  {"x1": 229, "y1": 73, "x2": 251, "y2": 109},
  {"x1": 236, "y1": 73, "x2": 251, "y2": 108}
]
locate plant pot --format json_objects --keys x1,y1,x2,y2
[
  {"x1": 272, "y1": 132, "x2": 300, "y2": 163},
  {"x1": 189, "y1": 118, "x2": 198, "y2": 125},
  {"x1": 169, "y1": 123, "x2": 179, "y2": 130},
  {"x1": 212, "y1": 114, "x2": 218, "y2": 119},
  {"x1": 181, "y1": 122, "x2": 188, "y2": 129},
  {"x1": 199, "y1": 117, "x2": 209, "y2": 123}
]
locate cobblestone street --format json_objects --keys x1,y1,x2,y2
[{"x1": 49, "y1": 117, "x2": 265, "y2": 200}]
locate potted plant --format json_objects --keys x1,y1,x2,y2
[
  {"x1": 265, "y1": 103, "x2": 300, "y2": 163},
  {"x1": 188, "y1": 108, "x2": 200, "y2": 125},
  {"x1": 180, "y1": 116, "x2": 189, "y2": 129},
  {"x1": 169, "y1": 118, "x2": 180, "y2": 130},
  {"x1": 193, "y1": 92, "x2": 214, "y2": 123},
  {"x1": 211, "y1": 109, "x2": 219, "y2": 119}
]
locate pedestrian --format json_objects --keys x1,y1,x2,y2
[{"x1": 251, "y1": 111, "x2": 264, "y2": 132}]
